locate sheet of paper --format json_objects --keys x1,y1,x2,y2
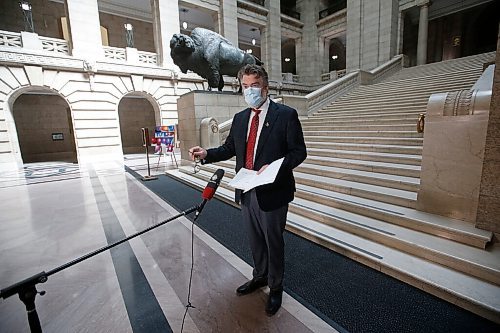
[{"x1": 228, "y1": 157, "x2": 285, "y2": 192}]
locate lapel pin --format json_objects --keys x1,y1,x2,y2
[{"x1": 265, "y1": 122, "x2": 269, "y2": 127}]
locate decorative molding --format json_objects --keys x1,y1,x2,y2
[
  {"x1": 0, "y1": 49, "x2": 84, "y2": 70},
  {"x1": 443, "y1": 90, "x2": 473, "y2": 116}
]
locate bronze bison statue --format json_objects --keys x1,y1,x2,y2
[{"x1": 170, "y1": 28, "x2": 263, "y2": 91}]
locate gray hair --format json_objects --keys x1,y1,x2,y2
[{"x1": 237, "y1": 64, "x2": 269, "y2": 87}]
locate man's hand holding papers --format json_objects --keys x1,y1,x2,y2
[{"x1": 228, "y1": 158, "x2": 284, "y2": 193}]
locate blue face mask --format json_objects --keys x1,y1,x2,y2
[{"x1": 244, "y1": 87, "x2": 265, "y2": 109}]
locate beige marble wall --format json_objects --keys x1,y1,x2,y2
[
  {"x1": 416, "y1": 107, "x2": 489, "y2": 223},
  {"x1": 417, "y1": 59, "x2": 497, "y2": 223},
  {"x1": 476, "y1": 28, "x2": 500, "y2": 235},
  {"x1": 177, "y1": 91, "x2": 246, "y2": 162}
]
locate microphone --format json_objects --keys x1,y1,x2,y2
[{"x1": 195, "y1": 169, "x2": 224, "y2": 220}]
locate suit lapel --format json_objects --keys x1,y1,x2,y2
[
  {"x1": 255, "y1": 100, "x2": 279, "y2": 161},
  {"x1": 239, "y1": 108, "x2": 252, "y2": 160}
]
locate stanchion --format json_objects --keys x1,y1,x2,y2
[{"x1": 141, "y1": 127, "x2": 157, "y2": 181}]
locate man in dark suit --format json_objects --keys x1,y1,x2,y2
[{"x1": 189, "y1": 64, "x2": 306, "y2": 316}]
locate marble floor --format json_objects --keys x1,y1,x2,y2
[{"x1": 0, "y1": 154, "x2": 336, "y2": 333}]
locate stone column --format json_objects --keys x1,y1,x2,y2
[
  {"x1": 476, "y1": 27, "x2": 500, "y2": 236},
  {"x1": 263, "y1": 0, "x2": 282, "y2": 83},
  {"x1": 296, "y1": 0, "x2": 320, "y2": 84},
  {"x1": 397, "y1": 10, "x2": 405, "y2": 55},
  {"x1": 65, "y1": 0, "x2": 103, "y2": 59},
  {"x1": 416, "y1": 1, "x2": 429, "y2": 65},
  {"x1": 219, "y1": 0, "x2": 238, "y2": 46},
  {"x1": 346, "y1": 0, "x2": 399, "y2": 72},
  {"x1": 320, "y1": 36, "x2": 328, "y2": 76},
  {"x1": 151, "y1": 0, "x2": 179, "y2": 68}
]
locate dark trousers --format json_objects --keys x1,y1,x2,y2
[{"x1": 241, "y1": 189, "x2": 288, "y2": 289}]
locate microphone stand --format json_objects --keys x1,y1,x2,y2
[{"x1": 0, "y1": 204, "x2": 201, "y2": 333}]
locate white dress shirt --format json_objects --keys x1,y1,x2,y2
[{"x1": 246, "y1": 97, "x2": 270, "y2": 164}]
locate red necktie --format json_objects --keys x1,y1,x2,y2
[{"x1": 245, "y1": 109, "x2": 261, "y2": 170}]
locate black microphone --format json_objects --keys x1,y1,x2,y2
[{"x1": 194, "y1": 169, "x2": 224, "y2": 220}]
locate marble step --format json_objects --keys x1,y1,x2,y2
[
  {"x1": 293, "y1": 184, "x2": 490, "y2": 248},
  {"x1": 207, "y1": 160, "x2": 417, "y2": 208},
  {"x1": 307, "y1": 111, "x2": 425, "y2": 122},
  {"x1": 344, "y1": 80, "x2": 478, "y2": 97},
  {"x1": 215, "y1": 158, "x2": 418, "y2": 193},
  {"x1": 303, "y1": 136, "x2": 423, "y2": 147},
  {"x1": 167, "y1": 168, "x2": 500, "y2": 323},
  {"x1": 176, "y1": 165, "x2": 489, "y2": 250},
  {"x1": 303, "y1": 155, "x2": 421, "y2": 178},
  {"x1": 302, "y1": 130, "x2": 424, "y2": 138},
  {"x1": 317, "y1": 104, "x2": 428, "y2": 114},
  {"x1": 321, "y1": 99, "x2": 429, "y2": 109},
  {"x1": 302, "y1": 117, "x2": 421, "y2": 126},
  {"x1": 295, "y1": 162, "x2": 419, "y2": 192},
  {"x1": 305, "y1": 141, "x2": 422, "y2": 155},
  {"x1": 288, "y1": 197, "x2": 499, "y2": 285},
  {"x1": 176, "y1": 167, "x2": 498, "y2": 285},
  {"x1": 305, "y1": 147, "x2": 421, "y2": 166},
  {"x1": 352, "y1": 73, "x2": 480, "y2": 91},
  {"x1": 285, "y1": 215, "x2": 500, "y2": 324},
  {"x1": 387, "y1": 54, "x2": 494, "y2": 80},
  {"x1": 294, "y1": 171, "x2": 417, "y2": 208},
  {"x1": 302, "y1": 124, "x2": 418, "y2": 132}
]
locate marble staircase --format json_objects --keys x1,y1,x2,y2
[{"x1": 168, "y1": 52, "x2": 500, "y2": 323}]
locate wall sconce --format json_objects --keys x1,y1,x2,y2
[
  {"x1": 180, "y1": 8, "x2": 189, "y2": 30},
  {"x1": 19, "y1": 1, "x2": 34, "y2": 33},
  {"x1": 284, "y1": 57, "x2": 291, "y2": 62},
  {"x1": 252, "y1": 38, "x2": 256, "y2": 46},
  {"x1": 331, "y1": 55, "x2": 338, "y2": 60},
  {"x1": 124, "y1": 23, "x2": 134, "y2": 48}
]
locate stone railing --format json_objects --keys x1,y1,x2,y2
[
  {"x1": 0, "y1": 30, "x2": 22, "y2": 48},
  {"x1": 360, "y1": 54, "x2": 406, "y2": 84},
  {"x1": 40, "y1": 36, "x2": 69, "y2": 55},
  {"x1": 321, "y1": 69, "x2": 346, "y2": 82},
  {"x1": 103, "y1": 46, "x2": 159, "y2": 66},
  {"x1": 103, "y1": 46, "x2": 126, "y2": 61},
  {"x1": 0, "y1": 30, "x2": 70, "y2": 56},
  {"x1": 278, "y1": 54, "x2": 406, "y2": 116},
  {"x1": 282, "y1": 73, "x2": 300, "y2": 83},
  {"x1": 138, "y1": 51, "x2": 158, "y2": 65}
]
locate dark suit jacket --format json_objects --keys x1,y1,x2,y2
[{"x1": 204, "y1": 99, "x2": 307, "y2": 211}]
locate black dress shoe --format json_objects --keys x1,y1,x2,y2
[
  {"x1": 265, "y1": 287, "x2": 283, "y2": 316},
  {"x1": 236, "y1": 277, "x2": 267, "y2": 295}
]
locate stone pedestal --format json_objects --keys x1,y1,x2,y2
[
  {"x1": 177, "y1": 91, "x2": 246, "y2": 163},
  {"x1": 417, "y1": 68, "x2": 493, "y2": 223},
  {"x1": 20, "y1": 32, "x2": 43, "y2": 50}
]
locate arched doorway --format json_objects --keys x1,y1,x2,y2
[
  {"x1": 282, "y1": 38, "x2": 296, "y2": 75},
  {"x1": 328, "y1": 38, "x2": 346, "y2": 72},
  {"x1": 118, "y1": 95, "x2": 158, "y2": 154},
  {"x1": 12, "y1": 92, "x2": 77, "y2": 163}
]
